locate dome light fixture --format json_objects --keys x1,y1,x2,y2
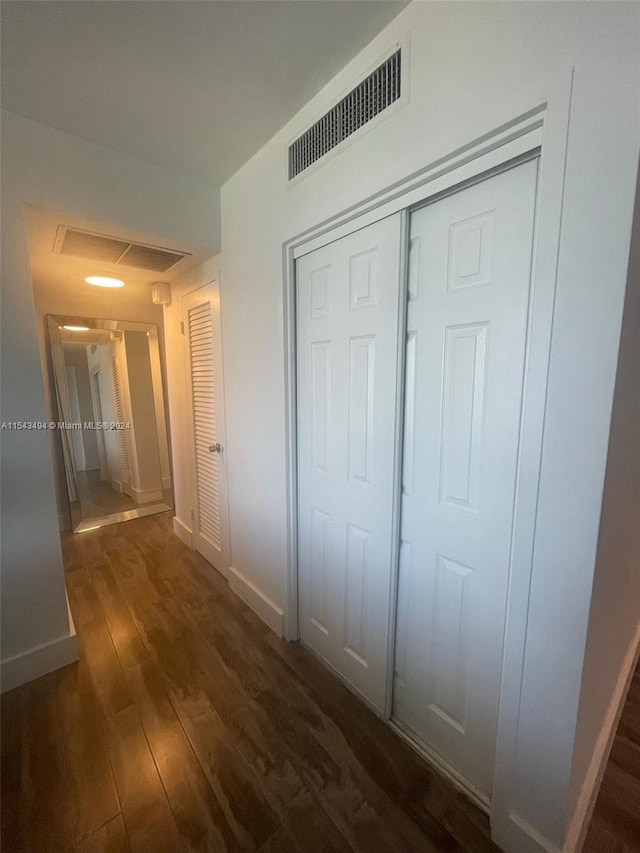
[{"x1": 85, "y1": 275, "x2": 125, "y2": 288}]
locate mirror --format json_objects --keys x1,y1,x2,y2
[{"x1": 47, "y1": 314, "x2": 173, "y2": 532}]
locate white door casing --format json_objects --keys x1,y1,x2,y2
[
  {"x1": 393, "y1": 158, "x2": 539, "y2": 796},
  {"x1": 183, "y1": 281, "x2": 230, "y2": 575},
  {"x1": 296, "y1": 214, "x2": 404, "y2": 713}
]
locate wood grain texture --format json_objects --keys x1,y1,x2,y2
[
  {"x1": 75, "y1": 815, "x2": 130, "y2": 853},
  {"x1": 583, "y1": 663, "x2": 640, "y2": 852},
  {"x1": 2, "y1": 512, "x2": 499, "y2": 852}
]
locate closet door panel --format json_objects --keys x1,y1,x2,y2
[
  {"x1": 297, "y1": 214, "x2": 403, "y2": 713},
  {"x1": 394, "y1": 159, "x2": 539, "y2": 795}
]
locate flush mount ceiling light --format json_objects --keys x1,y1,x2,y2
[
  {"x1": 85, "y1": 275, "x2": 125, "y2": 288},
  {"x1": 62, "y1": 325, "x2": 91, "y2": 331}
]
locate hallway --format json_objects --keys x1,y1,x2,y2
[{"x1": 0, "y1": 514, "x2": 498, "y2": 853}]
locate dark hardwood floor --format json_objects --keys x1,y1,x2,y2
[
  {"x1": 1, "y1": 512, "x2": 498, "y2": 853},
  {"x1": 583, "y1": 660, "x2": 640, "y2": 853}
]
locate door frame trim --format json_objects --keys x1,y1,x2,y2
[{"x1": 282, "y1": 68, "x2": 573, "y2": 849}]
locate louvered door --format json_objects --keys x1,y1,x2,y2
[{"x1": 183, "y1": 282, "x2": 230, "y2": 574}]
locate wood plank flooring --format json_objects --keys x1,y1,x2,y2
[
  {"x1": 583, "y1": 660, "x2": 640, "y2": 853},
  {"x1": 1, "y1": 512, "x2": 498, "y2": 853},
  {"x1": 75, "y1": 469, "x2": 172, "y2": 518}
]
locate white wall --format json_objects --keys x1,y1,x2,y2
[
  {"x1": 567, "y1": 164, "x2": 640, "y2": 842},
  {"x1": 163, "y1": 3, "x2": 639, "y2": 850},
  {"x1": 0, "y1": 109, "x2": 221, "y2": 689}
]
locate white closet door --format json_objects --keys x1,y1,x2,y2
[
  {"x1": 393, "y1": 159, "x2": 538, "y2": 795},
  {"x1": 184, "y1": 282, "x2": 230, "y2": 575},
  {"x1": 297, "y1": 214, "x2": 403, "y2": 713}
]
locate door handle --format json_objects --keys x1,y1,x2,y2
[{"x1": 208, "y1": 442, "x2": 222, "y2": 453}]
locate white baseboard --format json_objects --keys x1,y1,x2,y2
[
  {"x1": 563, "y1": 621, "x2": 640, "y2": 853},
  {"x1": 1, "y1": 632, "x2": 79, "y2": 693},
  {"x1": 66, "y1": 590, "x2": 76, "y2": 637},
  {"x1": 131, "y1": 486, "x2": 164, "y2": 504},
  {"x1": 172, "y1": 515, "x2": 193, "y2": 548},
  {"x1": 499, "y1": 812, "x2": 561, "y2": 853},
  {"x1": 228, "y1": 565, "x2": 284, "y2": 637}
]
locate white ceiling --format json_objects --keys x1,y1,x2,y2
[{"x1": 1, "y1": 0, "x2": 408, "y2": 187}]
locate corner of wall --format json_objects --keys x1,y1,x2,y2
[
  {"x1": 563, "y1": 154, "x2": 640, "y2": 851},
  {"x1": 172, "y1": 515, "x2": 193, "y2": 548},
  {"x1": 494, "y1": 814, "x2": 562, "y2": 853},
  {"x1": 228, "y1": 566, "x2": 284, "y2": 637},
  {"x1": 1, "y1": 630, "x2": 79, "y2": 693},
  {"x1": 563, "y1": 624, "x2": 640, "y2": 853}
]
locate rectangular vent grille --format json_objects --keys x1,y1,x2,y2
[
  {"x1": 288, "y1": 48, "x2": 401, "y2": 180},
  {"x1": 54, "y1": 226, "x2": 190, "y2": 272},
  {"x1": 117, "y1": 243, "x2": 185, "y2": 272}
]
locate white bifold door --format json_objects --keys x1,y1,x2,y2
[
  {"x1": 297, "y1": 214, "x2": 404, "y2": 713},
  {"x1": 393, "y1": 158, "x2": 538, "y2": 796}
]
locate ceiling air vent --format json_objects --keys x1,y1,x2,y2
[
  {"x1": 54, "y1": 226, "x2": 190, "y2": 272},
  {"x1": 288, "y1": 48, "x2": 401, "y2": 180}
]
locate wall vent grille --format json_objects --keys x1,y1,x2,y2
[
  {"x1": 53, "y1": 226, "x2": 190, "y2": 272},
  {"x1": 288, "y1": 48, "x2": 401, "y2": 180}
]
